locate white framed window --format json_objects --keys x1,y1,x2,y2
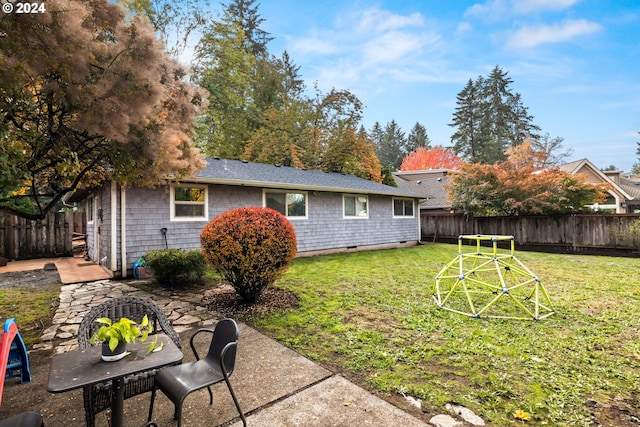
[
  {"x1": 87, "y1": 196, "x2": 94, "y2": 223},
  {"x1": 264, "y1": 190, "x2": 307, "y2": 219},
  {"x1": 170, "y1": 184, "x2": 208, "y2": 221},
  {"x1": 393, "y1": 198, "x2": 414, "y2": 218},
  {"x1": 343, "y1": 194, "x2": 368, "y2": 218}
]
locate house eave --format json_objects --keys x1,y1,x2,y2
[{"x1": 175, "y1": 177, "x2": 423, "y2": 198}]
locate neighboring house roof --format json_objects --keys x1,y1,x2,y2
[
  {"x1": 619, "y1": 174, "x2": 640, "y2": 200},
  {"x1": 557, "y1": 158, "x2": 634, "y2": 201},
  {"x1": 186, "y1": 158, "x2": 423, "y2": 198},
  {"x1": 393, "y1": 169, "x2": 452, "y2": 209}
]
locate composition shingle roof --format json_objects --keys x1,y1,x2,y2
[
  {"x1": 393, "y1": 170, "x2": 452, "y2": 209},
  {"x1": 191, "y1": 158, "x2": 423, "y2": 198}
]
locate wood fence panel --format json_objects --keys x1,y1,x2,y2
[
  {"x1": 421, "y1": 212, "x2": 640, "y2": 255},
  {"x1": 0, "y1": 211, "x2": 84, "y2": 260}
]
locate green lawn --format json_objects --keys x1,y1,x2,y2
[{"x1": 252, "y1": 243, "x2": 640, "y2": 426}]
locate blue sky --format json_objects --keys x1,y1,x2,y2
[{"x1": 239, "y1": 0, "x2": 640, "y2": 171}]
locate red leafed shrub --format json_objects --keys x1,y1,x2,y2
[{"x1": 200, "y1": 207, "x2": 297, "y2": 303}]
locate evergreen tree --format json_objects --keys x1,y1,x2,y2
[
  {"x1": 450, "y1": 79, "x2": 483, "y2": 162},
  {"x1": 193, "y1": 20, "x2": 256, "y2": 158},
  {"x1": 375, "y1": 120, "x2": 407, "y2": 170},
  {"x1": 406, "y1": 122, "x2": 431, "y2": 152},
  {"x1": 226, "y1": 0, "x2": 274, "y2": 57},
  {"x1": 633, "y1": 133, "x2": 640, "y2": 175},
  {"x1": 450, "y1": 66, "x2": 540, "y2": 164}
]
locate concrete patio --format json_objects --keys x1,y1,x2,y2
[{"x1": 0, "y1": 259, "x2": 431, "y2": 426}]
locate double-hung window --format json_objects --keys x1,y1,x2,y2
[
  {"x1": 171, "y1": 184, "x2": 208, "y2": 221},
  {"x1": 393, "y1": 198, "x2": 414, "y2": 217},
  {"x1": 344, "y1": 195, "x2": 368, "y2": 218},
  {"x1": 264, "y1": 191, "x2": 307, "y2": 219}
]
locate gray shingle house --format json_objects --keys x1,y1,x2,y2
[{"x1": 82, "y1": 158, "x2": 423, "y2": 278}]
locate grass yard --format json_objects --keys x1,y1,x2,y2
[
  {"x1": 0, "y1": 285, "x2": 59, "y2": 347},
  {"x1": 253, "y1": 243, "x2": 640, "y2": 426}
]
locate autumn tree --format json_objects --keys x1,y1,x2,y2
[
  {"x1": 194, "y1": 0, "x2": 383, "y2": 181},
  {"x1": 400, "y1": 147, "x2": 462, "y2": 171},
  {"x1": 447, "y1": 141, "x2": 607, "y2": 216},
  {"x1": 0, "y1": 0, "x2": 206, "y2": 220},
  {"x1": 450, "y1": 66, "x2": 541, "y2": 164},
  {"x1": 244, "y1": 87, "x2": 381, "y2": 181},
  {"x1": 119, "y1": 0, "x2": 212, "y2": 58},
  {"x1": 529, "y1": 133, "x2": 573, "y2": 168}
]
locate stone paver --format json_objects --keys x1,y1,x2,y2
[{"x1": 34, "y1": 280, "x2": 217, "y2": 354}]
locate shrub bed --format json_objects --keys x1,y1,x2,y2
[{"x1": 145, "y1": 248, "x2": 206, "y2": 287}]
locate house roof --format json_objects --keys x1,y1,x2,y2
[
  {"x1": 619, "y1": 174, "x2": 640, "y2": 199},
  {"x1": 557, "y1": 158, "x2": 634, "y2": 200},
  {"x1": 393, "y1": 170, "x2": 452, "y2": 209},
  {"x1": 187, "y1": 158, "x2": 423, "y2": 198}
]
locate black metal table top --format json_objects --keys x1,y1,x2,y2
[{"x1": 47, "y1": 335, "x2": 183, "y2": 393}]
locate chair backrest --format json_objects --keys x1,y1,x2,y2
[
  {"x1": 77, "y1": 296, "x2": 181, "y2": 349},
  {"x1": 206, "y1": 319, "x2": 239, "y2": 375}
]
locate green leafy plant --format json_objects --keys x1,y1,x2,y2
[
  {"x1": 609, "y1": 218, "x2": 640, "y2": 249},
  {"x1": 200, "y1": 207, "x2": 297, "y2": 303},
  {"x1": 145, "y1": 248, "x2": 206, "y2": 286},
  {"x1": 89, "y1": 315, "x2": 158, "y2": 353}
]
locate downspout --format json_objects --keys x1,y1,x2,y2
[
  {"x1": 120, "y1": 186, "x2": 127, "y2": 278},
  {"x1": 110, "y1": 181, "x2": 117, "y2": 274},
  {"x1": 417, "y1": 198, "x2": 423, "y2": 242}
]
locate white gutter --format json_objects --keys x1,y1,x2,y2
[
  {"x1": 120, "y1": 186, "x2": 127, "y2": 278},
  {"x1": 110, "y1": 181, "x2": 117, "y2": 273}
]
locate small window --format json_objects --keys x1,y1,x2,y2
[
  {"x1": 171, "y1": 184, "x2": 208, "y2": 221},
  {"x1": 87, "y1": 197, "x2": 94, "y2": 223},
  {"x1": 264, "y1": 191, "x2": 307, "y2": 218},
  {"x1": 344, "y1": 195, "x2": 368, "y2": 218},
  {"x1": 393, "y1": 198, "x2": 414, "y2": 217}
]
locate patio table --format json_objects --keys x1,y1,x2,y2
[{"x1": 47, "y1": 335, "x2": 182, "y2": 427}]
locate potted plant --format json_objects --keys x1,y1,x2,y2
[{"x1": 89, "y1": 315, "x2": 158, "y2": 361}]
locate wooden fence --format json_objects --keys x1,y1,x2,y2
[
  {"x1": 0, "y1": 211, "x2": 86, "y2": 260},
  {"x1": 421, "y1": 213, "x2": 640, "y2": 255}
]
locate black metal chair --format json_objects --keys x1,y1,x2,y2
[
  {"x1": 0, "y1": 412, "x2": 43, "y2": 427},
  {"x1": 147, "y1": 318, "x2": 246, "y2": 427},
  {"x1": 77, "y1": 296, "x2": 182, "y2": 427}
]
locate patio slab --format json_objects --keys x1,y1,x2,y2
[{"x1": 0, "y1": 256, "x2": 111, "y2": 284}]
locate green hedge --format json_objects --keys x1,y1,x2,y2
[{"x1": 145, "y1": 248, "x2": 206, "y2": 287}]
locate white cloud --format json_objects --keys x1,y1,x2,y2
[
  {"x1": 362, "y1": 31, "x2": 439, "y2": 65},
  {"x1": 356, "y1": 8, "x2": 424, "y2": 33},
  {"x1": 506, "y1": 19, "x2": 602, "y2": 49},
  {"x1": 466, "y1": 0, "x2": 581, "y2": 18},
  {"x1": 289, "y1": 37, "x2": 339, "y2": 56},
  {"x1": 512, "y1": 0, "x2": 580, "y2": 14},
  {"x1": 456, "y1": 22, "x2": 473, "y2": 35}
]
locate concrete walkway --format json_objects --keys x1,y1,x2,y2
[
  {"x1": 0, "y1": 256, "x2": 111, "y2": 284},
  {"x1": 36, "y1": 279, "x2": 430, "y2": 426}
]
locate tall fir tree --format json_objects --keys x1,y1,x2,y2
[
  {"x1": 450, "y1": 66, "x2": 540, "y2": 164},
  {"x1": 226, "y1": 0, "x2": 273, "y2": 57},
  {"x1": 450, "y1": 78, "x2": 483, "y2": 162},
  {"x1": 406, "y1": 122, "x2": 431, "y2": 152},
  {"x1": 375, "y1": 120, "x2": 407, "y2": 170}
]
